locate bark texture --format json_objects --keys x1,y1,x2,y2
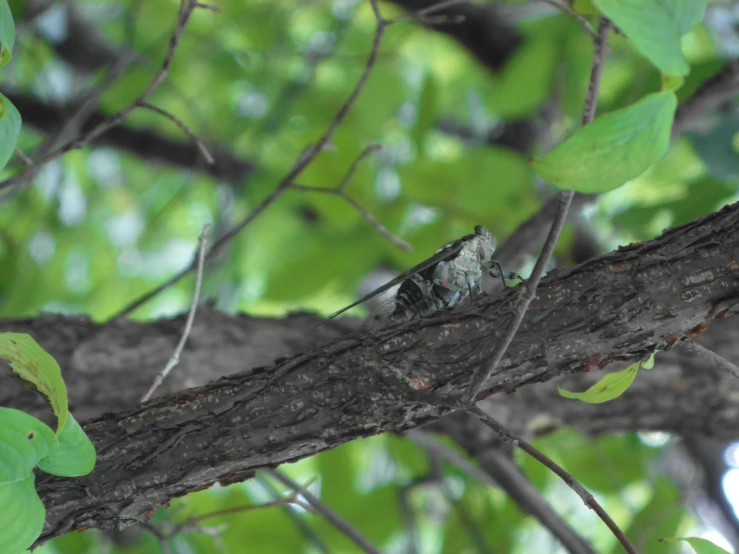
[{"x1": 6, "y1": 201, "x2": 739, "y2": 545}]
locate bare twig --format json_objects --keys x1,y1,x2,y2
[
  {"x1": 292, "y1": 144, "x2": 411, "y2": 250},
  {"x1": 466, "y1": 17, "x2": 611, "y2": 402},
  {"x1": 267, "y1": 469, "x2": 383, "y2": 554},
  {"x1": 108, "y1": 0, "x2": 393, "y2": 321},
  {"x1": 256, "y1": 474, "x2": 331, "y2": 554},
  {"x1": 538, "y1": 0, "x2": 596, "y2": 38},
  {"x1": 140, "y1": 224, "x2": 210, "y2": 402},
  {"x1": 0, "y1": 0, "x2": 208, "y2": 193},
  {"x1": 141, "y1": 490, "x2": 303, "y2": 551},
  {"x1": 190, "y1": 496, "x2": 306, "y2": 523},
  {"x1": 680, "y1": 340, "x2": 739, "y2": 380},
  {"x1": 469, "y1": 405, "x2": 636, "y2": 554},
  {"x1": 139, "y1": 102, "x2": 215, "y2": 165},
  {"x1": 14, "y1": 147, "x2": 32, "y2": 167},
  {"x1": 406, "y1": 429, "x2": 500, "y2": 488}
]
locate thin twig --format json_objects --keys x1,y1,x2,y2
[
  {"x1": 256, "y1": 474, "x2": 331, "y2": 554},
  {"x1": 291, "y1": 144, "x2": 411, "y2": 250},
  {"x1": 539, "y1": 0, "x2": 596, "y2": 38},
  {"x1": 466, "y1": 17, "x2": 611, "y2": 402},
  {"x1": 680, "y1": 340, "x2": 739, "y2": 380},
  {"x1": 14, "y1": 148, "x2": 32, "y2": 167},
  {"x1": 140, "y1": 102, "x2": 215, "y2": 164},
  {"x1": 468, "y1": 405, "x2": 636, "y2": 554},
  {"x1": 406, "y1": 429, "x2": 500, "y2": 489},
  {"x1": 107, "y1": 0, "x2": 391, "y2": 321},
  {"x1": 142, "y1": 492, "x2": 304, "y2": 550},
  {"x1": 140, "y1": 224, "x2": 210, "y2": 402},
  {"x1": 0, "y1": 0, "x2": 208, "y2": 193},
  {"x1": 337, "y1": 143, "x2": 382, "y2": 191},
  {"x1": 267, "y1": 469, "x2": 383, "y2": 554}
]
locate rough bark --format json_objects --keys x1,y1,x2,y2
[{"x1": 6, "y1": 201, "x2": 737, "y2": 545}]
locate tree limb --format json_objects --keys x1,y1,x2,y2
[{"x1": 22, "y1": 200, "x2": 739, "y2": 544}]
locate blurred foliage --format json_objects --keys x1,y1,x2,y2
[{"x1": 1, "y1": 0, "x2": 737, "y2": 552}]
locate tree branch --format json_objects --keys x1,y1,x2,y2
[
  {"x1": 24, "y1": 200, "x2": 739, "y2": 544},
  {"x1": 2, "y1": 91, "x2": 255, "y2": 184}
]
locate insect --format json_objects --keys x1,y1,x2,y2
[{"x1": 327, "y1": 225, "x2": 513, "y2": 322}]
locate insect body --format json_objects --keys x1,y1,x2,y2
[{"x1": 328, "y1": 225, "x2": 505, "y2": 322}]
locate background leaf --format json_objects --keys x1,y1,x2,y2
[{"x1": 594, "y1": 0, "x2": 707, "y2": 75}]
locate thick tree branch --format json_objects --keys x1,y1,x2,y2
[{"x1": 16, "y1": 201, "x2": 739, "y2": 544}]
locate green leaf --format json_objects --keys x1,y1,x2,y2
[
  {"x1": 571, "y1": 0, "x2": 599, "y2": 15},
  {"x1": 0, "y1": 408, "x2": 56, "y2": 554},
  {"x1": 0, "y1": 94, "x2": 21, "y2": 172},
  {"x1": 0, "y1": 407, "x2": 57, "y2": 480},
  {"x1": 0, "y1": 332, "x2": 68, "y2": 433},
  {"x1": 610, "y1": 477, "x2": 684, "y2": 554},
  {"x1": 37, "y1": 413, "x2": 96, "y2": 477},
  {"x1": 0, "y1": 473, "x2": 45, "y2": 554},
  {"x1": 594, "y1": 0, "x2": 706, "y2": 75},
  {"x1": 532, "y1": 91, "x2": 677, "y2": 193},
  {"x1": 559, "y1": 362, "x2": 639, "y2": 403},
  {"x1": 0, "y1": 0, "x2": 14, "y2": 68},
  {"x1": 661, "y1": 537, "x2": 731, "y2": 554}
]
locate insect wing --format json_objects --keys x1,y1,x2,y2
[{"x1": 326, "y1": 239, "x2": 466, "y2": 320}]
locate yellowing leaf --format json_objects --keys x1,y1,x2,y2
[
  {"x1": 0, "y1": 333, "x2": 68, "y2": 433},
  {"x1": 558, "y1": 362, "x2": 639, "y2": 403}
]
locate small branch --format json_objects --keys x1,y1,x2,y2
[
  {"x1": 140, "y1": 224, "x2": 210, "y2": 402},
  {"x1": 14, "y1": 147, "x2": 32, "y2": 167},
  {"x1": 292, "y1": 144, "x2": 411, "y2": 251},
  {"x1": 680, "y1": 340, "x2": 739, "y2": 380},
  {"x1": 0, "y1": 0, "x2": 208, "y2": 193},
  {"x1": 538, "y1": 0, "x2": 596, "y2": 38},
  {"x1": 107, "y1": 0, "x2": 392, "y2": 321},
  {"x1": 469, "y1": 405, "x2": 636, "y2": 554},
  {"x1": 406, "y1": 429, "x2": 500, "y2": 488},
  {"x1": 466, "y1": 17, "x2": 610, "y2": 402},
  {"x1": 142, "y1": 491, "x2": 303, "y2": 549},
  {"x1": 581, "y1": 19, "x2": 609, "y2": 126},
  {"x1": 337, "y1": 143, "x2": 382, "y2": 191},
  {"x1": 266, "y1": 469, "x2": 383, "y2": 554},
  {"x1": 139, "y1": 102, "x2": 215, "y2": 165}
]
